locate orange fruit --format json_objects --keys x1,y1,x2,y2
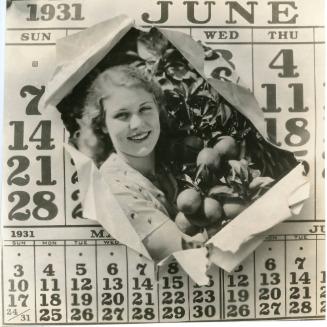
[
  {"x1": 214, "y1": 136, "x2": 239, "y2": 159},
  {"x1": 203, "y1": 197, "x2": 223, "y2": 224},
  {"x1": 175, "y1": 212, "x2": 201, "y2": 236},
  {"x1": 196, "y1": 148, "x2": 221, "y2": 173},
  {"x1": 183, "y1": 135, "x2": 204, "y2": 151},
  {"x1": 176, "y1": 188, "x2": 202, "y2": 215},
  {"x1": 185, "y1": 198, "x2": 223, "y2": 228},
  {"x1": 168, "y1": 136, "x2": 204, "y2": 163},
  {"x1": 223, "y1": 198, "x2": 247, "y2": 219},
  {"x1": 182, "y1": 136, "x2": 204, "y2": 162}
]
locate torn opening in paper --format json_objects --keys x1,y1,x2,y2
[{"x1": 41, "y1": 15, "x2": 310, "y2": 285}]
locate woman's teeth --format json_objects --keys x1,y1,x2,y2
[{"x1": 128, "y1": 131, "x2": 151, "y2": 141}]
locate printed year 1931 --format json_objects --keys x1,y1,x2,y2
[{"x1": 26, "y1": 3, "x2": 84, "y2": 21}]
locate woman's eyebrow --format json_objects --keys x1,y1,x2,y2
[
  {"x1": 139, "y1": 101, "x2": 154, "y2": 106},
  {"x1": 111, "y1": 107, "x2": 129, "y2": 115}
]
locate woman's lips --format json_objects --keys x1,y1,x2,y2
[{"x1": 127, "y1": 131, "x2": 151, "y2": 142}]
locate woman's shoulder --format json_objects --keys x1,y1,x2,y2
[
  {"x1": 100, "y1": 154, "x2": 138, "y2": 190},
  {"x1": 100, "y1": 153, "x2": 122, "y2": 172},
  {"x1": 100, "y1": 153, "x2": 135, "y2": 180},
  {"x1": 99, "y1": 153, "x2": 158, "y2": 198}
]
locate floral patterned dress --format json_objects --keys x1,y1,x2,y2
[{"x1": 100, "y1": 153, "x2": 184, "y2": 260}]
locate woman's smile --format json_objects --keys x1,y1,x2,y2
[{"x1": 127, "y1": 131, "x2": 152, "y2": 142}]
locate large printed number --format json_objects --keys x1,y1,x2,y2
[
  {"x1": 10, "y1": 121, "x2": 55, "y2": 151},
  {"x1": 269, "y1": 49, "x2": 299, "y2": 78},
  {"x1": 265, "y1": 117, "x2": 310, "y2": 156},
  {"x1": 8, "y1": 191, "x2": 58, "y2": 221},
  {"x1": 8, "y1": 191, "x2": 30, "y2": 221},
  {"x1": 262, "y1": 83, "x2": 307, "y2": 113},
  {"x1": 7, "y1": 155, "x2": 56, "y2": 186},
  {"x1": 263, "y1": 48, "x2": 310, "y2": 157},
  {"x1": 7, "y1": 83, "x2": 59, "y2": 222},
  {"x1": 20, "y1": 85, "x2": 45, "y2": 115},
  {"x1": 7, "y1": 156, "x2": 30, "y2": 186}
]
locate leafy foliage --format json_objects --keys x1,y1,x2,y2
[{"x1": 58, "y1": 27, "x2": 297, "y2": 180}]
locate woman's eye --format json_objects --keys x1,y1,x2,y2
[
  {"x1": 114, "y1": 112, "x2": 129, "y2": 120},
  {"x1": 140, "y1": 106, "x2": 152, "y2": 113}
]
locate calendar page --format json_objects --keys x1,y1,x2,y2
[{"x1": 0, "y1": 0, "x2": 325, "y2": 324}]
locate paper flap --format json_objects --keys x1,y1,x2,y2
[
  {"x1": 208, "y1": 235, "x2": 265, "y2": 272},
  {"x1": 206, "y1": 164, "x2": 310, "y2": 255},
  {"x1": 64, "y1": 144, "x2": 151, "y2": 259},
  {"x1": 42, "y1": 15, "x2": 134, "y2": 109},
  {"x1": 158, "y1": 28, "x2": 205, "y2": 74},
  {"x1": 207, "y1": 78, "x2": 268, "y2": 139}
]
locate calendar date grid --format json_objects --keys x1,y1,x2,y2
[{"x1": 1, "y1": 231, "x2": 325, "y2": 324}]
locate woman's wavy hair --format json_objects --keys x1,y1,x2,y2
[{"x1": 58, "y1": 65, "x2": 169, "y2": 167}]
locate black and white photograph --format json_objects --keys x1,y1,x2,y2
[
  {"x1": 52, "y1": 20, "x2": 305, "y2": 266},
  {"x1": 0, "y1": 0, "x2": 324, "y2": 324}
]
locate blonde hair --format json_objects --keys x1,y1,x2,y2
[
  {"x1": 84, "y1": 65, "x2": 163, "y2": 122},
  {"x1": 71, "y1": 65, "x2": 166, "y2": 166}
]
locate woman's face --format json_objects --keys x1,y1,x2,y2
[{"x1": 103, "y1": 86, "x2": 161, "y2": 158}]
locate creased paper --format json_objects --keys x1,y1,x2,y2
[
  {"x1": 206, "y1": 164, "x2": 309, "y2": 272},
  {"x1": 65, "y1": 143, "x2": 152, "y2": 260},
  {"x1": 43, "y1": 15, "x2": 134, "y2": 108},
  {"x1": 43, "y1": 16, "x2": 310, "y2": 285}
]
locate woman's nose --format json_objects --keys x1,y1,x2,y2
[{"x1": 129, "y1": 114, "x2": 144, "y2": 130}]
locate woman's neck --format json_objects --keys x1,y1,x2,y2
[{"x1": 117, "y1": 150, "x2": 156, "y2": 177}]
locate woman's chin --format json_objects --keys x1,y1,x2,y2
[
  {"x1": 132, "y1": 148, "x2": 154, "y2": 158},
  {"x1": 121, "y1": 146, "x2": 155, "y2": 158}
]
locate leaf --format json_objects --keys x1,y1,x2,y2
[
  {"x1": 183, "y1": 173, "x2": 194, "y2": 185},
  {"x1": 219, "y1": 102, "x2": 233, "y2": 126},
  {"x1": 249, "y1": 168, "x2": 261, "y2": 180},
  {"x1": 196, "y1": 90, "x2": 216, "y2": 101},
  {"x1": 137, "y1": 40, "x2": 158, "y2": 61},
  {"x1": 137, "y1": 29, "x2": 169, "y2": 58},
  {"x1": 178, "y1": 178, "x2": 195, "y2": 189},
  {"x1": 228, "y1": 159, "x2": 250, "y2": 182},
  {"x1": 225, "y1": 179, "x2": 246, "y2": 198},
  {"x1": 195, "y1": 164, "x2": 207, "y2": 182},
  {"x1": 189, "y1": 77, "x2": 205, "y2": 95},
  {"x1": 192, "y1": 108, "x2": 201, "y2": 116},
  {"x1": 165, "y1": 62, "x2": 195, "y2": 82},
  {"x1": 208, "y1": 185, "x2": 239, "y2": 202},
  {"x1": 249, "y1": 176, "x2": 274, "y2": 190},
  {"x1": 158, "y1": 78, "x2": 176, "y2": 91},
  {"x1": 239, "y1": 160, "x2": 250, "y2": 182},
  {"x1": 211, "y1": 131, "x2": 222, "y2": 138}
]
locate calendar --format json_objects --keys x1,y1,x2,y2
[{"x1": 0, "y1": 0, "x2": 325, "y2": 324}]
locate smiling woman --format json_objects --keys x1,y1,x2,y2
[
  {"x1": 86, "y1": 66, "x2": 161, "y2": 176},
  {"x1": 73, "y1": 65, "x2": 186, "y2": 260}
]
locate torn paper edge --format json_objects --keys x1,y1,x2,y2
[{"x1": 43, "y1": 16, "x2": 311, "y2": 285}]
